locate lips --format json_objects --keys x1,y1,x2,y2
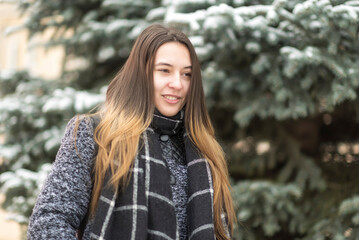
[{"x1": 163, "y1": 94, "x2": 181, "y2": 103}]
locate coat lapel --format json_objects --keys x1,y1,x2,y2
[{"x1": 185, "y1": 136, "x2": 216, "y2": 240}]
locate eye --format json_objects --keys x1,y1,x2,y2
[
  {"x1": 183, "y1": 72, "x2": 192, "y2": 78},
  {"x1": 157, "y1": 69, "x2": 170, "y2": 73}
]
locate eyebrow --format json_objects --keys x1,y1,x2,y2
[{"x1": 155, "y1": 62, "x2": 192, "y2": 69}]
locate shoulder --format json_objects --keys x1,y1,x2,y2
[
  {"x1": 63, "y1": 114, "x2": 101, "y2": 139},
  {"x1": 65, "y1": 115, "x2": 95, "y2": 133},
  {"x1": 60, "y1": 114, "x2": 100, "y2": 155}
]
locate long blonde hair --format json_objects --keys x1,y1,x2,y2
[{"x1": 89, "y1": 24, "x2": 235, "y2": 239}]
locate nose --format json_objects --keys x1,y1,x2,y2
[{"x1": 168, "y1": 73, "x2": 182, "y2": 89}]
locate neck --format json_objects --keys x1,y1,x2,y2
[{"x1": 151, "y1": 109, "x2": 184, "y2": 136}]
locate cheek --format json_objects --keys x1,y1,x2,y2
[
  {"x1": 153, "y1": 74, "x2": 162, "y2": 94},
  {"x1": 183, "y1": 81, "x2": 191, "y2": 98}
]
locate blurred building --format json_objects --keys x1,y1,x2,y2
[
  {"x1": 0, "y1": 2, "x2": 65, "y2": 239},
  {"x1": 0, "y1": 1, "x2": 64, "y2": 79}
]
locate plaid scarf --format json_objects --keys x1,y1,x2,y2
[{"x1": 90, "y1": 110, "x2": 216, "y2": 240}]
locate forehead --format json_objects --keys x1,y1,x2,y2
[{"x1": 154, "y1": 42, "x2": 191, "y2": 66}]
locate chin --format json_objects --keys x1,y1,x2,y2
[{"x1": 158, "y1": 108, "x2": 180, "y2": 117}]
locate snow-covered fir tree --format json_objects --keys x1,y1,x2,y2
[{"x1": 1, "y1": 0, "x2": 359, "y2": 239}]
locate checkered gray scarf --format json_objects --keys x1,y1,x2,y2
[{"x1": 90, "y1": 110, "x2": 217, "y2": 240}]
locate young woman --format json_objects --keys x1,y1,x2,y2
[{"x1": 27, "y1": 24, "x2": 235, "y2": 240}]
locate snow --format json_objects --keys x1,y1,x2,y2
[
  {"x1": 165, "y1": 9, "x2": 206, "y2": 31},
  {"x1": 100, "y1": 85, "x2": 108, "y2": 94},
  {"x1": 17, "y1": 168, "x2": 42, "y2": 183},
  {"x1": 345, "y1": 1, "x2": 359, "y2": 6},
  {"x1": 163, "y1": 0, "x2": 215, "y2": 5},
  {"x1": 24, "y1": 95, "x2": 36, "y2": 104},
  {"x1": 79, "y1": 32, "x2": 94, "y2": 43},
  {"x1": 233, "y1": 0, "x2": 245, "y2": 6},
  {"x1": 6, "y1": 213, "x2": 28, "y2": 224},
  {"x1": 294, "y1": 0, "x2": 330, "y2": 17},
  {"x1": 189, "y1": 20, "x2": 201, "y2": 32},
  {"x1": 245, "y1": 42, "x2": 261, "y2": 53},
  {"x1": 45, "y1": 137, "x2": 60, "y2": 152},
  {"x1": 4, "y1": 25, "x2": 24, "y2": 36},
  {"x1": 238, "y1": 209, "x2": 251, "y2": 221},
  {"x1": 10, "y1": 153, "x2": 31, "y2": 171},
  {"x1": 146, "y1": 7, "x2": 166, "y2": 21},
  {"x1": 165, "y1": 12, "x2": 194, "y2": 26},
  {"x1": 207, "y1": 3, "x2": 233, "y2": 15},
  {"x1": 38, "y1": 164, "x2": 52, "y2": 185},
  {"x1": 266, "y1": 9, "x2": 279, "y2": 24},
  {"x1": 305, "y1": 49, "x2": 313, "y2": 58},
  {"x1": 33, "y1": 117, "x2": 46, "y2": 128},
  {"x1": 332, "y1": 5, "x2": 359, "y2": 21},
  {"x1": 226, "y1": 28, "x2": 236, "y2": 41},
  {"x1": 42, "y1": 90, "x2": 72, "y2": 112},
  {"x1": 42, "y1": 87, "x2": 104, "y2": 113},
  {"x1": 280, "y1": 47, "x2": 302, "y2": 60},
  {"x1": 0, "y1": 96, "x2": 22, "y2": 112},
  {"x1": 41, "y1": 127, "x2": 62, "y2": 152},
  {"x1": 203, "y1": 16, "x2": 227, "y2": 30},
  {"x1": 9, "y1": 116, "x2": 17, "y2": 125},
  {"x1": 348, "y1": 68, "x2": 356, "y2": 75},
  {"x1": 309, "y1": 20, "x2": 323, "y2": 29},
  {"x1": 18, "y1": 155, "x2": 31, "y2": 167},
  {"x1": 252, "y1": 30, "x2": 262, "y2": 39},
  {"x1": 128, "y1": 24, "x2": 146, "y2": 39},
  {"x1": 98, "y1": 46, "x2": 116, "y2": 62},
  {"x1": 293, "y1": 0, "x2": 311, "y2": 16},
  {"x1": 13, "y1": 197, "x2": 27, "y2": 211},
  {"x1": 0, "y1": 145, "x2": 21, "y2": 160},
  {"x1": 88, "y1": 21, "x2": 104, "y2": 31},
  {"x1": 234, "y1": 6, "x2": 257, "y2": 17},
  {"x1": 74, "y1": 91, "x2": 105, "y2": 112},
  {"x1": 304, "y1": 47, "x2": 321, "y2": 63},
  {"x1": 0, "y1": 172, "x2": 23, "y2": 191},
  {"x1": 273, "y1": 0, "x2": 287, "y2": 9},
  {"x1": 247, "y1": 16, "x2": 267, "y2": 30},
  {"x1": 317, "y1": 0, "x2": 331, "y2": 8},
  {"x1": 267, "y1": 32, "x2": 278, "y2": 44},
  {"x1": 102, "y1": 0, "x2": 127, "y2": 7},
  {"x1": 234, "y1": 15, "x2": 244, "y2": 27},
  {"x1": 248, "y1": 5, "x2": 272, "y2": 14},
  {"x1": 106, "y1": 20, "x2": 133, "y2": 35},
  {"x1": 83, "y1": 11, "x2": 98, "y2": 22},
  {"x1": 188, "y1": 36, "x2": 204, "y2": 46},
  {"x1": 235, "y1": 6, "x2": 255, "y2": 17},
  {"x1": 195, "y1": 44, "x2": 214, "y2": 60},
  {"x1": 0, "y1": 69, "x2": 16, "y2": 79},
  {"x1": 191, "y1": 9, "x2": 207, "y2": 20},
  {"x1": 0, "y1": 167, "x2": 44, "y2": 223}
]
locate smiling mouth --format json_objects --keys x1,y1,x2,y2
[
  {"x1": 164, "y1": 95, "x2": 180, "y2": 100},
  {"x1": 163, "y1": 95, "x2": 181, "y2": 103}
]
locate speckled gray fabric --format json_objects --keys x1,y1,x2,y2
[
  {"x1": 158, "y1": 133, "x2": 188, "y2": 240},
  {"x1": 27, "y1": 115, "x2": 190, "y2": 240},
  {"x1": 27, "y1": 116, "x2": 95, "y2": 240}
]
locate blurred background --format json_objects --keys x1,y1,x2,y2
[{"x1": 1, "y1": 0, "x2": 359, "y2": 239}]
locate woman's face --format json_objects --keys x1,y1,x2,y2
[{"x1": 153, "y1": 42, "x2": 191, "y2": 117}]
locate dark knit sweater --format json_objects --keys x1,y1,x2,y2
[
  {"x1": 27, "y1": 115, "x2": 189, "y2": 239},
  {"x1": 156, "y1": 128, "x2": 188, "y2": 240}
]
